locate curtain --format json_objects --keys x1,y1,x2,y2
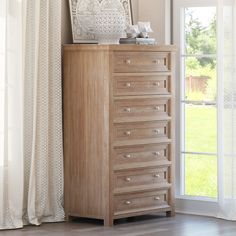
[
  {"x1": 0, "y1": 0, "x2": 64, "y2": 230},
  {"x1": 217, "y1": 0, "x2": 236, "y2": 220},
  {"x1": 0, "y1": 0, "x2": 24, "y2": 229}
]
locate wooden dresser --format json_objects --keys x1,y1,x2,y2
[{"x1": 63, "y1": 44, "x2": 176, "y2": 226}]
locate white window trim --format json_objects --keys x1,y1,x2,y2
[{"x1": 173, "y1": 0, "x2": 219, "y2": 215}]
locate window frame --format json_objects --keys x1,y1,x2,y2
[{"x1": 173, "y1": 0, "x2": 219, "y2": 201}]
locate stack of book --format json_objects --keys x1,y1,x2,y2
[{"x1": 119, "y1": 38, "x2": 157, "y2": 45}]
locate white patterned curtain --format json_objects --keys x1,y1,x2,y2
[
  {"x1": 0, "y1": 0, "x2": 64, "y2": 230},
  {"x1": 217, "y1": 0, "x2": 236, "y2": 220}
]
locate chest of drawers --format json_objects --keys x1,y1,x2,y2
[{"x1": 63, "y1": 44, "x2": 176, "y2": 226}]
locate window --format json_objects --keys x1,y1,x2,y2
[
  {"x1": 174, "y1": 0, "x2": 218, "y2": 200},
  {"x1": 0, "y1": 0, "x2": 6, "y2": 167}
]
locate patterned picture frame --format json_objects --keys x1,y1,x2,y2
[{"x1": 69, "y1": 0, "x2": 133, "y2": 43}]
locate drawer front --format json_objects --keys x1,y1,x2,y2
[
  {"x1": 114, "y1": 97, "x2": 170, "y2": 119},
  {"x1": 113, "y1": 121, "x2": 169, "y2": 141},
  {"x1": 114, "y1": 167, "x2": 168, "y2": 189},
  {"x1": 113, "y1": 52, "x2": 170, "y2": 73},
  {"x1": 113, "y1": 75, "x2": 170, "y2": 96},
  {"x1": 114, "y1": 190, "x2": 169, "y2": 214},
  {"x1": 113, "y1": 143, "x2": 170, "y2": 166}
]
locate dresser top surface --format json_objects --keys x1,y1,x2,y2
[{"x1": 63, "y1": 44, "x2": 178, "y2": 52}]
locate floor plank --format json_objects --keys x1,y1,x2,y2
[{"x1": 1, "y1": 214, "x2": 236, "y2": 236}]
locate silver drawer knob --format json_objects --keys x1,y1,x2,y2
[
  {"x1": 154, "y1": 59, "x2": 161, "y2": 64},
  {"x1": 154, "y1": 174, "x2": 160, "y2": 178},
  {"x1": 153, "y1": 82, "x2": 160, "y2": 86},
  {"x1": 153, "y1": 151, "x2": 160, "y2": 156},
  {"x1": 124, "y1": 108, "x2": 131, "y2": 113},
  {"x1": 124, "y1": 154, "x2": 131, "y2": 158},
  {"x1": 154, "y1": 197, "x2": 160, "y2": 201},
  {"x1": 125, "y1": 201, "x2": 131, "y2": 205},
  {"x1": 126, "y1": 83, "x2": 131, "y2": 87},
  {"x1": 125, "y1": 131, "x2": 131, "y2": 136},
  {"x1": 154, "y1": 129, "x2": 160, "y2": 134},
  {"x1": 125, "y1": 59, "x2": 131, "y2": 64},
  {"x1": 154, "y1": 106, "x2": 160, "y2": 111},
  {"x1": 125, "y1": 177, "x2": 131, "y2": 182}
]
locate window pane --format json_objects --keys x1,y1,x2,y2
[
  {"x1": 184, "y1": 57, "x2": 217, "y2": 102},
  {"x1": 185, "y1": 7, "x2": 217, "y2": 55},
  {"x1": 185, "y1": 154, "x2": 217, "y2": 198},
  {"x1": 185, "y1": 104, "x2": 217, "y2": 153},
  {"x1": 0, "y1": 2, "x2": 5, "y2": 167}
]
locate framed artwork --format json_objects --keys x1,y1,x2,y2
[{"x1": 69, "y1": 0, "x2": 133, "y2": 43}]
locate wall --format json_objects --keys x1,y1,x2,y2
[
  {"x1": 61, "y1": 0, "x2": 171, "y2": 44},
  {"x1": 61, "y1": 0, "x2": 72, "y2": 44},
  {"x1": 131, "y1": 0, "x2": 139, "y2": 23},
  {"x1": 135, "y1": 0, "x2": 171, "y2": 44}
]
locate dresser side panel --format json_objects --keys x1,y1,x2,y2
[{"x1": 63, "y1": 48, "x2": 110, "y2": 219}]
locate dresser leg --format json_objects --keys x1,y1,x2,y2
[
  {"x1": 166, "y1": 211, "x2": 175, "y2": 217},
  {"x1": 65, "y1": 214, "x2": 70, "y2": 221},
  {"x1": 104, "y1": 217, "x2": 114, "y2": 227}
]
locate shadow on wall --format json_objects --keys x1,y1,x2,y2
[{"x1": 62, "y1": 0, "x2": 73, "y2": 44}]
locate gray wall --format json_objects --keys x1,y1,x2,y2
[{"x1": 61, "y1": 0, "x2": 72, "y2": 44}]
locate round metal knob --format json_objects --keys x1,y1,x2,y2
[
  {"x1": 125, "y1": 131, "x2": 131, "y2": 136},
  {"x1": 153, "y1": 151, "x2": 160, "y2": 156},
  {"x1": 126, "y1": 59, "x2": 131, "y2": 64},
  {"x1": 154, "y1": 106, "x2": 160, "y2": 111},
  {"x1": 154, "y1": 197, "x2": 160, "y2": 201},
  {"x1": 125, "y1": 201, "x2": 131, "y2": 205},
  {"x1": 125, "y1": 177, "x2": 131, "y2": 182},
  {"x1": 154, "y1": 174, "x2": 160, "y2": 178},
  {"x1": 154, "y1": 129, "x2": 160, "y2": 134},
  {"x1": 153, "y1": 82, "x2": 160, "y2": 86},
  {"x1": 124, "y1": 154, "x2": 131, "y2": 158},
  {"x1": 124, "y1": 108, "x2": 131, "y2": 113},
  {"x1": 126, "y1": 83, "x2": 131, "y2": 87},
  {"x1": 154, "y1": 59, "x2": 161, "y2": 64}
]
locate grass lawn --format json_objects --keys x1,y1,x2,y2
[{"x1": 184, "y1": 105, "x2": 217, "y2": 198}]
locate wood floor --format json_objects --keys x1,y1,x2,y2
[{"x1": 1, "y1": 214, "x2": 236, "y2": 236}]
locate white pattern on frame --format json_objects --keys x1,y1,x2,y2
[{"x1": 69, "y1": 0, "x2": 133, "y2": 43}]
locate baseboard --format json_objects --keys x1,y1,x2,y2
[{"x1": 175, "y1": 198, "x2": 218, "y2": 217}]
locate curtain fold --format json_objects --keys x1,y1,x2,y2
[
  {"x1": 0, "y1": 0, "x2": 24, "y2": 229},
  {"x1": 0, "y1": 0, "x2": 64, "y2": 230},
  {"x1": 217, "y1": 0, "x2": 236, "y2": 220},
  {"x1": 24, "y1": 0, "x2": 64, "y2": 225}
]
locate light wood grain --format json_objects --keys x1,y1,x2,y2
[
  {"x1": 113, "y1": 97, "x2": 171, "y2": 119},
  {"x1": 113, "y1": 160, "x2": 171, "y2": 172},
  {"x1": 113, "y1": 115, "x2": 172, "y2": 124},
  {"x1": 114, "y1": 167, "x2": 169, "y2": 190},
  {"x1": 63, "y1": 44, "x2": 178, "y2": 52},
  {"x1": 113, "y1": 51, "x2": 171, "y2": 73},
  {"x1": 113, "y1": 121, "x2": 170, "y2": 141},
  {"x1": 63, "y1": 44, "x2": 176, "y2": 226},
  {"x1": 113, "y1": 138, "x2": 172, "y2": 148},
  {"x1": 113, "y1": 74, "x2": 171, "y2": 96},
  {"x1": 114, "y1": 190, "x2": 170, "y2": 216},
  {"x1": 113, "y1": 143, "x2": 170, "y2": 168},
  {"x1": 113, "y1": 183, "x2": 171, "y2": 195},
  {"x1": 63, "y1": 48, "x2": 110, "y2": 220}
]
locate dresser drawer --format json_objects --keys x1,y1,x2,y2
[
  {"x1": 114, "y1": 167, "x2": 168, "y2": 190},
  {"x1": 113, "y1": 52, "x2": 170, "y2": 73},
  {"x1": 113, "y1": 75, "x2": 170, "y2": 96},
  {"x1": 113, "y1": 143, "x2": 170, "y2": 166},
  {"x1": 114, "y1": 97, "x2": 170, "y2": 119},
  {"x1": 113, "y1": 121, "x2": 169, "y2": 141},
  {"x1": 114, "y1": 190, "x2": 170, "y2": 215}
]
